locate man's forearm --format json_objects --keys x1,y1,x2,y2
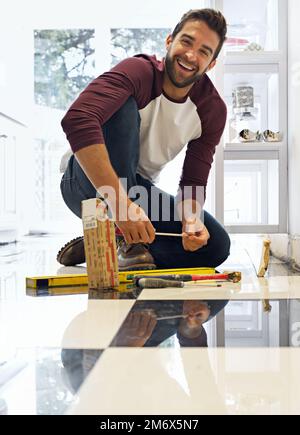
[
  {"x1": 74, "y1": 143, "x2": 156, "y2": 243},
  {"x1": 75, "y1": 143, "x2": 130, "y2": 218}
]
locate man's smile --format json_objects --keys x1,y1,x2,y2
[{"x1": 176, "y1": 57, "x2": 197, "y2": 73}]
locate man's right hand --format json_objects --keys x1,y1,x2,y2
[
  {"x1": 74, "y1": 145, "x2": 155, "y2": 244},
  {"x1": 116, "y1": 201, "x2": 156, "y2": 245},
  {"x1": 111, "y1": 311, "x2": 157, "y2": 347}
]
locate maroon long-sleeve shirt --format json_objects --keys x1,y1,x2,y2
[{"x1": 61, "y1": 54, "x2": 227, "y2": 200}]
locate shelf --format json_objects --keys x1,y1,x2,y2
[
  {"x1": 224, "y1": 142, "x2": 283, "y2": 151},
  {"x1": 213, "y1": 0, "x2": 287, "y2": 234},
  {"x1": 225, "y1": 224, "x2": 280, "y2": 234},
  {"x1": 224, "y1": 51, "x2": 283, "y2": 65},
  {"x1": 224, "y1": 143, "x2": 282, "y2": 160}
]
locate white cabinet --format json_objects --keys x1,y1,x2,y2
[
  {"x1": 0, "y1": 113, "x2": 27, "y2": 244},
  {"x1": 214, "y1": 0, "x2": 287, "y2": 233}
]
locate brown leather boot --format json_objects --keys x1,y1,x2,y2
[
  {"x1": 57, "y1": 236, "x2": 156, "y2": 271},
  {"x1": 117, "y1": 239, "x2": 156, "y2": 271},
  {"x1": 57, "y1": 236, "x2": 85, "y2": 266}
]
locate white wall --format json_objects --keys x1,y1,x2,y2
[
  {"x1": 0, "y1": 24, "x2": 33, "y2": 124},
  {"x1": 287, "y1": 0, "x2": 300, "y2": 266},
  {"x1": 1, "y1": 0, "x2": 208, "y2": 28},
  {"x1": 270, "y1": 0, "x2": 300, "y2": 266}
]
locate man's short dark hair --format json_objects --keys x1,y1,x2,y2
[{"x1": 172, "y1": 9, "x2": 227, "y2": 60}]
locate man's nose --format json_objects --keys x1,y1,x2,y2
[{"x1": 185, "y1": 49, "x2": 197, "y2": 63}]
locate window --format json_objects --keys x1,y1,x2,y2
[
  {"x1": 110, "y1": 28, "x2": 170, "y2": 67},
  {"x1": 34, "y1": 29, "x2": 95, "y2": 110},
  {"x1": 32, "y1": 29, "x2": 96, "y2": 232}
]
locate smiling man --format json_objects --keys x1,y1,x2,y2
[
  {"x1": 164, "y1": 20, "x2": 219, "y2": 94},
  {"x1": 58, "y1": 9, "x2": 231, "y2": 271}
]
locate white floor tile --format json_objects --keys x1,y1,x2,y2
[{"x1": 68, "y1": 347, "x2": 300, "y2": 415}]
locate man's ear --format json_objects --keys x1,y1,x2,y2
[
  {"x1": 207, "y1": 59, "x2": 217, "y2": 71},
  {"x1": 166, "y1": 34, "x2": 173, "y2": 50}
]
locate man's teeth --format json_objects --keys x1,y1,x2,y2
[{"x1": 177, "y1": 59, "x2": 195, "y2": 71}]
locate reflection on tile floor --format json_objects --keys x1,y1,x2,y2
[
  {"x1": 1, "y1": 234, "x2": 300, "y2": 415},
  {"x1": 0, "y1": 348, "x2": 103, "y2": 415},
  {"x1": 109, "y1": 299, "x2": 300, "y2": 349},
  {"x1": 110, "y1": 300, "x2": 228, "y2": 348}
]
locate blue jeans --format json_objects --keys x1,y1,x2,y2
[{"x1": 61, "y1": 97, "x2": 231, "y2": 269}]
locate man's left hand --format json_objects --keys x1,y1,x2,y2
[{"x1": 182, "y1": 224, "x2": 210, "y2": 252}]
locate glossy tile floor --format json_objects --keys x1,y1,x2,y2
[{"x1": 1, "y1": 234, "x2": 300, "y2": 415}]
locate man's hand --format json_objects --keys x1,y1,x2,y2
[
  {"x1": 116, "y1": 201, "x2": 156, "y2": 245},
  {"x1": 75, "y1": 145, "x2": 156, "y2": 245},
  {"x1": 182, "y1": 219, "x2": 210, "y2": 252},
  {"x1": 111, "y1": 311, "x2": 157, "y2": 347},
  {"x1": 176, "y1": 199, "x2": 209, "y2": 252}
]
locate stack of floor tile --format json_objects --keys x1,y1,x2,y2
[{"x1": 82, "y1": 198, "x2": 119, "y2": 290}]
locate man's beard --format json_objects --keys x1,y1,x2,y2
[{"x1": 165, "y1": 52, "x2": 207, "y2": 89}]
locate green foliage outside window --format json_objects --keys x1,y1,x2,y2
[
  {"x1": 34, "y1": 29, "x2": 95, "y2": 110},
  {"x1": 111, "y1": 28, "x2": 170, "y2": 67}
]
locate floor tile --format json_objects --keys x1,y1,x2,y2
[
  {"x1": 68, "y1": 347, "x2": 300, "y2": 415},
  {"x1": 1, "y1": 234, "x2": 300, "y2": 415}
]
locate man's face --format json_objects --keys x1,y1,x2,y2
[
  {"x1": 178, "y1": 301, "x2": 211, "y2": 339},
  {"x1": 165, "y1": 20, "x2": 220, "y2": 89},
  {"x1": 183, "y1": 301, "x2": 211, "y2": 326}
]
